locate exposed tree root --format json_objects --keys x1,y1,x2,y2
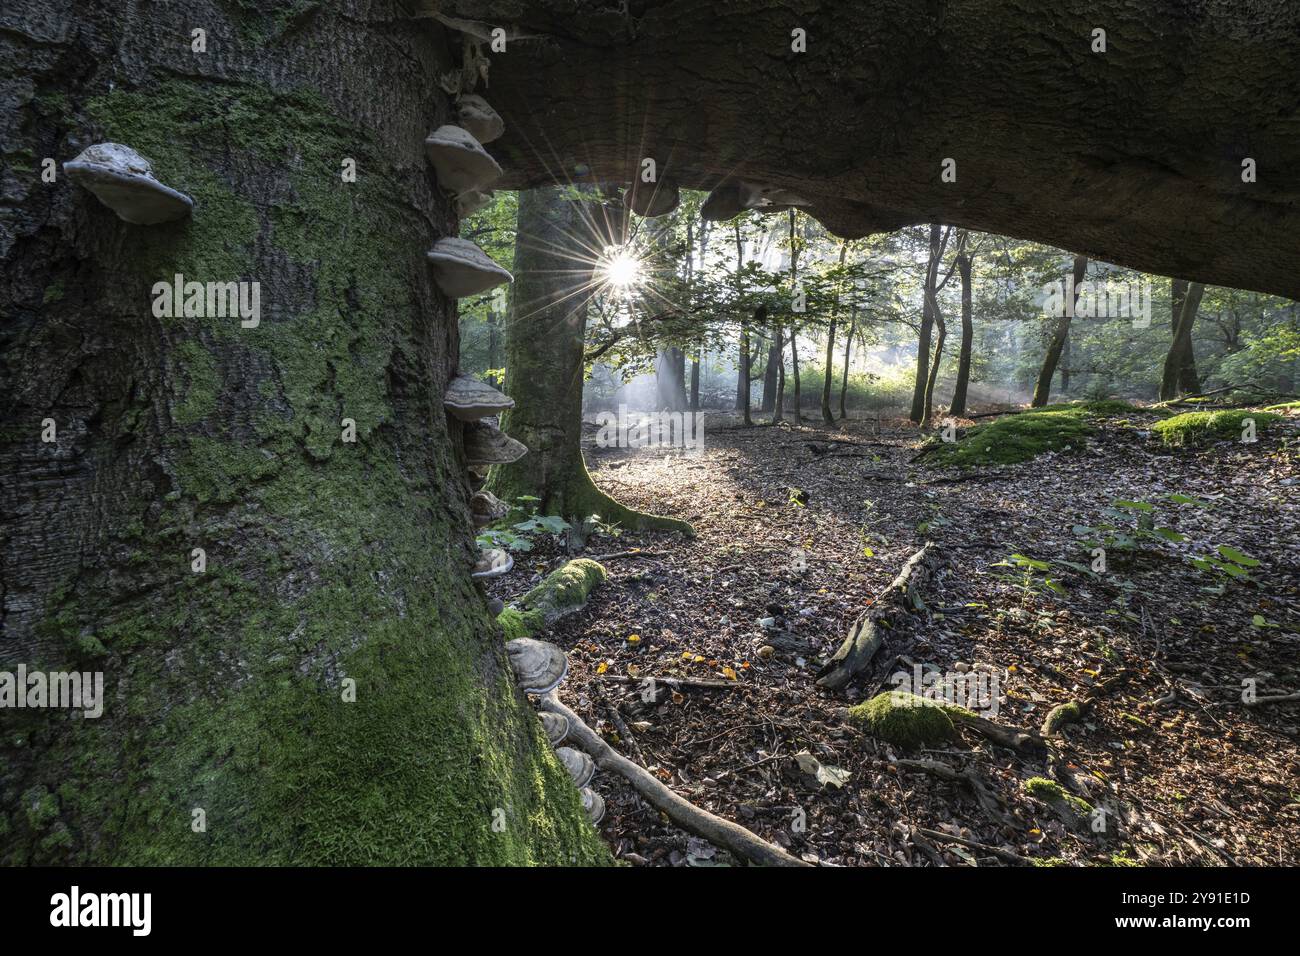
[
  {"x1": 1040, "y1": 671, "x2": 1130, "y2": 737},
  {"x1": 539, "y1": 694, "x2": 810, "y2": 867},
  {"x1": 817, "y1": 543, "x2": 935, "y2": 691}
]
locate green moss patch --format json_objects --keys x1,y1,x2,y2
[
  {"x1": 1151, "y1": 410, "x2": 1282, "y2": 446},
  {"x1": 847, "y1": 691, "x2": 970, "y2": 748},
  {"x1": 519, "y1": 558, "x2": 608, "y2": 627},
  {"x1": 1024, "y1": 777, "x2": 1093, "y2": 825}
]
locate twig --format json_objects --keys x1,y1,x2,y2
[
  {"x1": 540, "y1": 694, "x2": 810, "y2": 867},
  {"x1": 913, "y1": 827, "x2": 1033, "y2": 865}
]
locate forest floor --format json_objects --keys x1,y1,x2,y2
[{"x1": 490, "y1": 404, "x2": 1300, "y2": 867}]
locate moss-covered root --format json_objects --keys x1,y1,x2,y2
[
  {"x1": 1024, "y1": 777, "x2": 1094, "y2": 831},
  {"x1": 847, "y1": 691, "x2": 971, "y2": 749},
  {"x1": 578, "y1": 473, "x2": 694, "y2": 537},
  {"x1": 1151, "y1": 409, "x2": 1282, "y2": 446},
  {"x1": 497, "y1": 559, "x2": 609, "y2": 638},
  {"x1": 1040, "y1": 699, "x2": 1086, "y2": 737}
]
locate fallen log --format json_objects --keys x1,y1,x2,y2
[
  {"x1": 539, "y1": 694, "x2": 810, "y2": 867},
  {"x1": 817, "y1": 544, "x2": 935, "y2": 691}
]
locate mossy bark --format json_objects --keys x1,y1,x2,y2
[
  {"x1": 0, "y1": 0, "x2": 606, "y2": 865},
  {"x1": 498, "y1": 558, "x2": 607, "y2": 638},
  {"x1": 488, "y1": 187, "x2": 692, "y2": 536}
]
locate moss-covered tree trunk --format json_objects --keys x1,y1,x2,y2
[
  {"x1": 909, "y1": 224, "x2": 941, "y2": 423},
  {"x1": 488, "y1": 188, "x2": 690, "y2": 534},
  {"x1": 0, "y1": 0, "x2": 605, "y2": 865}
]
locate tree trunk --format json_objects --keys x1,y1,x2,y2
[
  {"x1": 761, "y1": 336, "x2": 780, "y2": 412},
  {"x1": 488, "y1": 188, "x2": 690, "y2": 534},
  {"x1": 771, "y1": 323, "x2": 786, "y2": 424},
  {"x1": 787, "y1": 209, "x2": 802, "y2": 422},
  {"x1": 487, "y1": 311, "x2": 502, "y2": 389},
  {"x1": 1168, "y1": 278, "x2": 1201, "y2": 394},
  {"x1": 949, "y1": 253, "x2": 974, "y2": 416},
  {"x1": 1032, "y1": 256, "x2": 1088, "y2": 407},
  {"x1": 822, "y1": 241, "x2": 849, "y2": 424},
  {"x1": 910, "y1": 224, "x2": 942, "y2": 423},
  {"x1": 840, "y1": 305, "x2": 857, "y2": 420},
  {"x1": 690, "y1": 346, "x2": 701, "y2": 412},
  {"x1": 1161, "y1": 281, "x2": 1206, "y2": 400},
  {"x1": 483, "y1": 1, "x2": 1300, "y2": 300},
  {"x1": 0, "y1": 1, "x2": 605, "y2": 865}
]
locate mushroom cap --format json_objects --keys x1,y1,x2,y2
[
  {"x1": 623, "y1": 180, "x2": 680, "y2": 218},
  {"x1": 556, "y1": 746, "x2": 596, "y2": 788},
  {"x1": 740, "y1": 182, "x2": 812, "y2": 213},
  {"x1": 64, "y1": 143, "x2": 193, "y2": 225},
  {"x1": 471, "y1": 546, "x2": 514, "y2": 579},
  {"x1": 700, "y1": 182, "x2": 745, "y2": 223},
  {"x1": 426, "y1": 237, "x2": 513, "y2": 298},
  {"x1": 506, "y1": 638, "x2": 569, "y2": 694},
  {"x1": 455, "y1": 94, "x2": 505, "y2": 144},
  {"x1": 463, "y1": 421, "x2": 528, "y2": 466},
  {"x1": 470, "y1": 489, "x2": 509, "y2": 526},
  {"x1": 539, "y1": 711, "x2": 570, "y2": 746},
  {"x1": 424, "y1": 125, "x2": 502, "y2": 194},
  {"x1": 456, "y1": 189, "x2": 494, "y2": 217},
  {"x1": 445, "y1": 374, "x2": 514, "y2": 422},
  {"x1": 580, "y1": 787, "x2": 606, "y2": 824}
]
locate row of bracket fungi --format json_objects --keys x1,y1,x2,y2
[{"x1": 506, "y1": 638, "x2": 606, "y2": 824}]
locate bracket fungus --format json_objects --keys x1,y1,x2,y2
[
  {"x1": 623, "y1": 180, "x2": 680, "y2": 218},
  {"x1": 455, "y1": 94, "x2": 505, "y2": 144},
  {"x1": 426, "y1": 237, "x2": 513, "y2": 298},
  {"x1": 463, "y1": 421, "x2": 528, "y2": 467},
  {"x1": 64, "y1": 143, "x2": 193, "y2": 225},
  {"x1": 470, "y1": 489, "x2": 509, "y2": 527},
  {"x1": 455, "y1": 189, "x2": 494, "y2": 217},
  {"x1": 580, "y1": 787, "x2": 605, "y2": 825},
  {"x1": 424, "y1": 124, "x2": 502, "y2": 194},
  {"x1": 505, "y1": 637, "x2": 569, "y2": 694},
  {"x1": 556, "y1": 746, "x2": 596, "y2": 788},
  {"x1": 444, "y1": 374, "x2": 514, "y2": 422},
  {"x1": 701, "y1": 181, "x2": 811, "y2": 223},
  {"x1": 471, "y1": 546, "x2": 514, "y2": 579},
  {"x1": 539, "y1": 711, "x2": 570, "y2": 747}
]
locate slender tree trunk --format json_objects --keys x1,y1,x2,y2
[
  {"x1": 1168, "y1": 278, "x2": 1200, "y2": 394},
  {"x1": 910, "y1": 224, "x2": 942, "y2": 422},
  {"x1": 921, "y1": 297, "x2": 947, "y2": 428},
  {"x1": 822, "y1": 242, "x2": 849, "y2": 423},
  {"x1": 0, "y1": 0, "x2": 606, "y2": 865},
  {"x1": 788, "y1": 209, "x2": 802, "y2": 422},
  {"x1": 772, "y1": 324, "x2": 786, "y2": 423},
  {"x1": 489, "y1": 188, "x2": 690, "y2": 534},
  {"x1": 840, "y1": 305, "x2": 857, "y2": 420},
  {"x1": 949, "y1": 252, "x2": 974, "y2": 416},
  {"x1": 1032, "y1": 255, "x2": 1088, "y2": 407},
  {"x1": 1161, "y1": 281, "x2": 1206, "y2": 400},
  {"x1": 762, "y1": 336, "x2": 779, "y2": 411},
  {"x1": 690, "y1": 345, "x2": 701, "y2": 412},
  {"x1": 487, "y1": 311, "x2": 502, "y2": 388}
]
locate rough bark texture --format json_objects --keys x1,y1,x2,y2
[
  {"x1": 949, "y1": 253, "x2": 974, "y2": 416},
  {"x1": 1161, "y1": 281, "x2": 1206, "y2": 399},
  {"x1": 455, "y1": 0, "x2": 1300, "y2": 299},
  {"x1": 488, "y1": 187, "x2": 691, "y2": 535},
  {"x1": 0, "y1": 0, "x2": 606, "y2": 864},
  {"x1": 910, "y1": 224, "x2": 941, "y2": 422}
]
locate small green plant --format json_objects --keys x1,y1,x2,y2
[
  {"x1": 476, "y1": 496, "x2": 570, "y2": 552},
  {"x1": 991, "y1": 553, "x2": 1065, "y2": 600}
]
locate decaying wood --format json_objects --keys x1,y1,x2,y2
[
  {"x1": 539, "y1": 694, "x2": 810, "y2": 867},
  {"x1": 817, "y1": 544, "x2": 935, "y2": 691}
]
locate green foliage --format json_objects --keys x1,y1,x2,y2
[
  {"x1": 1151, "y1": 410, "x2": 1282, "y2": 446},
  {"x1": 991, "y1": 553, "x2": 1065, "y2": 598}
]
